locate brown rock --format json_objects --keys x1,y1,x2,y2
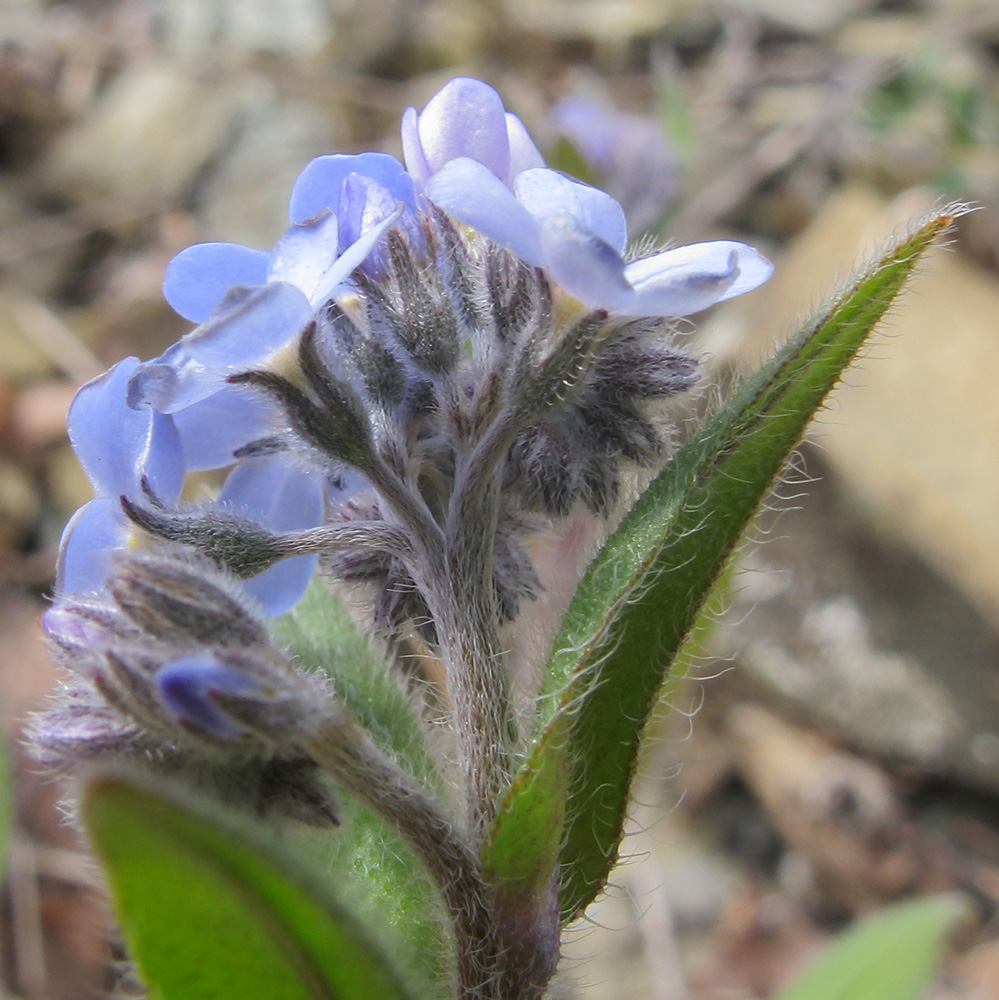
[
  {"x1": 727, "y1": 704, "x2": 954, "y2": 912},
  {"x1": 44, "y1": 60, "x2": 246, "y2": 204}
]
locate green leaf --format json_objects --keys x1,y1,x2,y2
[
  {"x1": 497, "y1": 206, "x2": 961, "y2": 924},
  {"x1": 273, "y1": 579, "x2": 438, "y2": 790},
  {"x1": 481, "y1": 734, "x2": 566, "y2": 910},
  {"x1": 316, "y1": 793, "x2": 452, "y2": 993},
  {"x1": 272, "y1": 581, "x2": 452, "y2": 989},
  {"x1": 83, "y1": 775, "x2": 419, "y2": 1000},
  {"x1": 774, "y1": 895, "x2": 964, "y2": 1000}
]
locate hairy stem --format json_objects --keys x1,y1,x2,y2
[
  {"x1": 364, "y1": 454, "x2": 447, "y2": 567},
  {"x1": 274, "y1": 521, "x2": 414, "y2": 562},
  {"x1": 305, "y1": 716, "x2": 501, "y2": 999},
  {"x1": 433, "y1": 312, "x2": 615, "y2": 839},
  {"x1": 438, "y1": 400, "x2": 528, "y2": 839}
]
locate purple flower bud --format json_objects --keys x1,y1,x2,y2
[
  {"x1": 42, "y1": 603, "x2": 118, "y2": 652},
  {"x1": 156, "y1": 656, "x2": 260, "y2": 739}
]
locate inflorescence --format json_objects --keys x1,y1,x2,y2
[{"x1": 35, "y1": 76, "x2": 772, "y2": 827}]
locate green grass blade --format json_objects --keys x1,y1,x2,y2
[
  {"x1": 83, "y1": 775, "x2": 420, "y2": 1000},
  {"x1": 489, "y1": 206, "x2": 961, "y2": 924},
  {"x1": 774, "y1": 895, "x2": 964, "y2": 1000}
]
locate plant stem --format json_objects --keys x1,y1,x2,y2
[{"x1": 305, "y1": 716, "x2": 502, "y2": 998}]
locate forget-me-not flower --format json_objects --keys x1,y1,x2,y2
[
  {"x1": 411, "y1": 78, "x2": 770, "y2": 317},
  {"x1": 43, "y1": 75, "x2": 774, "y2": 793}
]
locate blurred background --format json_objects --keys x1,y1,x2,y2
[{"x1": 1, "y1": 0, "x2": 999, "y2": 997}]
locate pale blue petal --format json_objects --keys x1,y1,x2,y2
[
  {"x1": 163, "y1": 243, "x2": 269, "y2": 323},
  {"x1": 505, "y1": 112, "x2": 546, "y2": 177},
  {"x1": 622, "y1": 241, "x2": 773, "y2": 317},
  {"x1": 157, "y1": 656, "x2": 257, "y2": 738},
  {"x1": 425, "y1": 158, "x2": 543, "y2": 264},
  {"x1": 243, "y1": 552, "x2": 319, "y2": 617},
  {"x1": 172, "y1": 385, "x2": 282, "y2": 471},
  {"x1": 514, "y1": 168, "x2": 627, "y2": 254},
  {"x1": 127, "y1": 282, "x2": 313, "y2": 412},
  {"x1": 70, "y1": 358, "x2": 184, "y2": 502},
  {"x1": 416, "y1": 77, "x2": 510, "y2": 179},
  {"x1": 401, "y1": 105, "x2": 431, "y2": 190},
  {"x1": 539, "y1": 214, "x2": 632, "y2": 309},
  {"x1": 55, "y1": 497, "x2": 129, "y2": 597},
  {"x1": 218, "y1": 454, "x2": 324, "y2": 532},
  {"x1": 288, "y1": 152, "x2": 411, "y2": 224},
  {"x1": 267, "y1": 211, "x2": 340, "y2": 300},
  {"x1": 218, "y1": 455, "x2": 324, "y2": 615},
  {"x1": 339, "y1": 175, "x2": 399, "y2": 254},
  {"x1": 143, "y1": 409, "x2": 185, "y2": 504},
  {"x1": 308, "y1": 203, "x2": 403, "y2": 306}
]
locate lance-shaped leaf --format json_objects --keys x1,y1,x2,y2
[
  {"x1": 487, "y1": 206, "x2": 963, "y2": 925},
  {"x1": 774, "y1": 894, "x2": 965, "y2": 1000},
  {"x1": 273, "y1": 579, "x2": 439, "y2": 791},
  {"x1": 83, "y1": 775, "x2": 419, "y2": 1000},
  {"x1": 272, "y1": 581, "x2": 452, "y2": 985}
]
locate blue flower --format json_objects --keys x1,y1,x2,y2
[
  {"x1": 57, "y1": 359, "x2": 323, "y2": 616},
  {"x1": 395, "y1": 78, "x2": 771, "y2": 317},
  {"x1": 401, "y1": 77, "x2": 545, "y2": 192},
  {"x1": 127, "y1": 154, "x2": 413, "y2": 416},
  {"x1": 55, "y1": 75, "x2": 775, "y2": 626},
  {"x1": 425, "y1": 158, "x2": 772, "y2": 316},
  {"x1": 56, "y1": 357, "x2": 184, "y2": 598}
]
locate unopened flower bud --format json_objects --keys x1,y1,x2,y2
[
  {"x1": 42, "y1": 601, "x2": 136, "y2": 664},
  {"x1": 156, "y1": 656, "x2": 263, "y2": 739},
  {"x1": 33, "y1": 545, "x2": 340, "y2": 826},
  {"x1": 108, "y1": 549, "x2": 270, "y2": 649}
]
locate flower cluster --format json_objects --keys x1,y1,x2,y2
[
  {"x1": 39, "y1": 77, "x2": 771, "y2": 804},
  {"x1": 36, "y1": 548, "x2": 339, "y2": 826}
]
